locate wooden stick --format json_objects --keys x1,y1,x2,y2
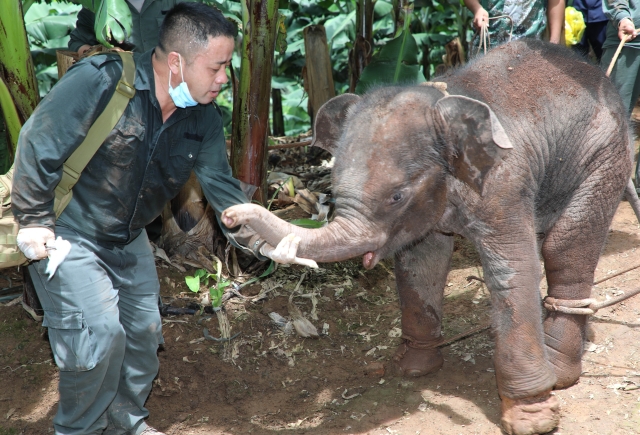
[
  {"x1": 438, "y1": 323, "x2": 490, "y2": 347},
  {"x1": 606, "y1": 33, "x2": 633, "y2": 77}
]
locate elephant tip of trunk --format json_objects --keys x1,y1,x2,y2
[
  {"x1": 221, "y1": 203, "x2": 272, "y2": 228},
  {"x1": 220, "y1": 208, "x2": 238, "y2": 228}
]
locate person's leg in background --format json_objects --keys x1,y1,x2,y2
[
  {"x1": 574, "y1": 21, "x2": 608, "y2": 62},
  {"x1": 586, "y1": 20, "x2": 608, "y2": 61}
]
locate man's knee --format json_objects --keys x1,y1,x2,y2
[{"x1": 124, "y1": 310, "x2": 163, "y2": 345}]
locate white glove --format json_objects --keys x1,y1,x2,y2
[
  {"x1": 16, "y1": 227, "x2": 55, "y2": 260},
  {"x1": 260, "y1": 234, "x2": 318, "y2": 268}
]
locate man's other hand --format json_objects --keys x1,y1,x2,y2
[
  {"x1": 17, "y1": 228, "x2": 55, "y2": 260},
  {"x1": 619, "y1": 18, "x2": 638, "y2": 41},
  {"x1": 473, "y1": 7, "x2": 489, "y2": 30}
]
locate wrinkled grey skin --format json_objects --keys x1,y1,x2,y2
[{"x1": 222, "y1": 40, "x2": 632, "y2": 434}]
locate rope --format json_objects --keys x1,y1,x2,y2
[
  {"x1": 447, "y1": 262, "x2": 640, "y2": 344},
  {"x1": 544, "y1": 261, "x2": 640, "y2": 314},
  {"x1": 475, "y1": 14, "x2": 514, "y2": 56},
  {"x1": 438, "y1": 324, "x2": 491, "y2": 348},
  {"x1": 594, "y1": 262, "x2": 640, "y2": 285},
  {"x1": 544, "y1": 287, "x2": 640, "y2": 315}
]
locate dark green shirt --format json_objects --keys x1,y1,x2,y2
[
  {"x1": 12, "y1": 50, "x2": 248, "y2": 248},
  {"x1": 602, "y1": 0, "x2": 640, "y2": 49},
  {"x1": 68, "y1": 0, "x2": 201, "y2": 53}
]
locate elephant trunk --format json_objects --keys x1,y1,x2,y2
[{"x1": 221, "y1": 203, "x2": 384, "y2": 263}]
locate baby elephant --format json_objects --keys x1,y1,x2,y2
[{"x1": 222, "y1": 39, "x2": 632, "y2": 434}]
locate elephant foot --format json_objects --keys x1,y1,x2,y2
[
  {"x1": 547, "y1": 350, "x2": 582, "y2": 389},
  {"x1": 500, "y1": 391, "x2": 560, "y2": 435},
  {"x1": 544, "y1": 313, "x2": 585, "y2": 389},
  {"x1": 390, "y1": 342, "x2": 443, "y2": 377}
]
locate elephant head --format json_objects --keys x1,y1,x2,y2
[{"x1": 221, "y1": 86, "x2": 513, "y2": 269}]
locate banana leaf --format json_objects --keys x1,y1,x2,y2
[
  {"x1": 355, "y1": 29, "x2": 426, "y2": 94},
  {"x1": 289, "y1": 218, "x2": 326, "y2": 229},
  {"x1": 0, "y1": 0, "x2": 40, "y2": 133},
  {"x1": 72, "y1": 0, "x2": 100, "y2": 10},
  {"x1": 324, "y1": 10, "x2": 356, "y2": 44},
  {"x1": 94, "y1": 0, "x2": 132, "y2": 47},
  {"x1": 26, "y1": 15, "x2": 78, "y2": 44},
  {"x1": 68, "y1": 0, "x2": 132, "y2": 47},
  {"x1": 0, "y1": 77, "x2": 22, "y2": 151}
]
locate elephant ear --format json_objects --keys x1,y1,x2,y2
[
  {"x1": 311, "y1": 93, "x2": 361, "y2": 155},
  {"x1": 435, "y1": 95, "x2": 513, "y2": 195}
]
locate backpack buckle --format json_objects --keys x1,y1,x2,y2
[{"x1": 116, "y1": 80, "x2": 135, "y2": 99}]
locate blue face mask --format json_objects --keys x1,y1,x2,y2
[{"x1": 168, "y1": 54, "x2": 198, "y2": 108}]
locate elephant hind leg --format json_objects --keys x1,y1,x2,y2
[
  {"x1": 391, "y1": 232, "x2": 453, "y2": 378},
  {"x1": 541, "y1": 178, "x2": 624, "y2": 389}
]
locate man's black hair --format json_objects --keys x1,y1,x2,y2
[{"x1": 158, "y1": 3, "x2": 237, "y2": 61}]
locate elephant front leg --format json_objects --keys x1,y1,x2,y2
[
  {"x1": 480, "y1": 241, "x2": 559, "y2": 435},
  {"x1": 494, "y1": 302, "x2": 561, "y2": 435},
  {"x1": 391, "y1": 232, "x2": 453, "y2": 377}
]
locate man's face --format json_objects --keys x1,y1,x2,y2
[{"x1": 181, "y1": 36, "x2": 234, "y2": 105}]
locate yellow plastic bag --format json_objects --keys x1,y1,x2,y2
[{"x1": 565, "y1": 6, "x2": 586, "y2": 46}]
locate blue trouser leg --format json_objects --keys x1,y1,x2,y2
[
  {"x1": 574, "y1": 21, "x2": 607, "y2": 62},
  {"x1": 586, "y1": 21, "x2": 607, "y2": 62},
  {"x1": 29, "y1": 227, "x2": 162, "y2": 435}
]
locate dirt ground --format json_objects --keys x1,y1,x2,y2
[{"x1": 1, "y1": 199, "x2": 640, "y2": 435}]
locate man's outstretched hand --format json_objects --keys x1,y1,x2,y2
[{"x1": 260, "y1": 234, "x2": 318, "y2": 269}]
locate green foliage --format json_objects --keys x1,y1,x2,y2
[
  {"x1": 185, "y1": 255, "x2": 277, "y2": 309},
  {"x1": 235, "y1": 260, "x2": 276, "y2": 290},
  {"x1": 0, "y1": 76, "x2": 22, "y2": 151},
  {"x1": 289, "y1": 218, "x2": 326, "y2": 228},
  {"x1": 413, "y1": 0, "x2": 474, "y2": 77},
  {"x1": 355, "y1": 29, "x2": 426, "y2": 94},
  {"x1": 21, "y1": 0, "x2": 470, "y2": 135},
  {"x1": 268, "y1": 0, "x2": 471, "y2": 134},
  {"x1": 24, "y1": 1, "x2": 81, "y2": 96},
  {"x1": 93, "y1": 0, "x2": 131, "y2": 47},
  {"x1": 185, "y1": 257, "x2": 230, "y2": 309}
]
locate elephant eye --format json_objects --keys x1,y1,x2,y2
[{"x1": 387, "y1": 188, "x2": 408, "y2": 206}]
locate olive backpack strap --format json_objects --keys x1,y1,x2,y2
[
  {"x1": 0, "y1": 53, "x2": 135, "y2": 268},
  {"x1": 53, "y1": 51, "x2": 136, "y2": 216}
]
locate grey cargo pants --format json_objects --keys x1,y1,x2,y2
[{"x1": 28, "y1": 226, "x2": 163, "y2": 435}]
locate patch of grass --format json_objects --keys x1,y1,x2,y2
[
  {"x1": 0, "y1": 427, "x2": 20, "y2": 435},
  {"x1": 0, "y1": 318, "x2": 30, "y2": 340}
]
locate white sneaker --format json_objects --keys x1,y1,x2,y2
[{"x1": 139, "y1": 427, "x2": 166, "y2": 435}]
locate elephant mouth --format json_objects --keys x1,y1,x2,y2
[{"x1": 363, "y1": 251, "x2": 380, "y2": 270}]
